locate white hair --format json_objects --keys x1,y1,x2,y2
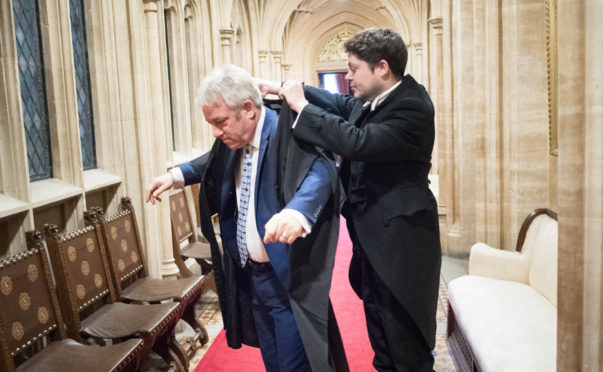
[{"x1": 196, "y1": 64, "x2": 262, "y2": 110}]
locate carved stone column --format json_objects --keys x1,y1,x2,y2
[
  {"x1": 271, "y1": 51, "x2": 283, "y2": 82},
  {"x1": 428, "y1": 16, "x2": 448, "y2": 249},
  {"x1": 184, "y1": 4, "x2": 202, "y2": 150},
  {"x1": 428, "y1": 19, "x2": 442, "y2": 179},
  {"x1": 410, "y1": 42, "x2": 424, "y2": 84},
  {"x1": 258, "y1": 50, "x2": 269, "y2": 79},
  {"x1": 445, "y1": 0, "x2": 551, "y2": 256},
  {"x1": 557, "y1": 1, "x2": 603, "y2": 370},
  {"x1": 143, "y1": 0, "x2": 179, "y2": 277},
  {"x1": 445, "y1": 0, "x2": 477, "y2": 257},
  {"x1": 281, "y1": 63, "x2": 292, "y2": 81},
  {"x1": 219, "y1": 28, "x2": 234, "y2": 64}
]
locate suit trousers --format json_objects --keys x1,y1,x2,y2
[
  {"x1": 248, "y1": 260, "x2": 311, "y2": 372},
  {"x1": 349, "y1": 220, "x2": 435, "y2": 372}
]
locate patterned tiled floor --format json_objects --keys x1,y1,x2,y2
[
  {"x1": 179, "y1": 277, "x2": 457, "y2": 372},
  {"x1": 434, "y1": 277, "x2": 456, "y2": 371}
]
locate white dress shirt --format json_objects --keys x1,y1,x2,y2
[
  {"x1": 367, "y1": 80, "x2": 401, "y2": 111},
  {"x1": 233, "y1": 108, "x2": 269, "y2": 262},
  {"x1": 170, "y1": 107, "x2": 311, "y2": 263}
]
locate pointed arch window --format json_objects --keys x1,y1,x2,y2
[
  {"x1": 69, "y1": 0, "x2": 97, "y2": 169},
  {"x1": 13, "y1": 0, "x2": 53, "y2": 181}
]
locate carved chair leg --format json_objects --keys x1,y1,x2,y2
[
  {"x1": 168, "y1": 348, "x2": 185, "y2": 372},
  {"x1": 194, "y1": 258, "x2": 213, "y2": 275},
  {"x1": 170, "y1": 336, "x2": 190, "y2": 370},
  {"x1": 205, "y1": 272, "x2": 217, "y2": 292},
  {"x1": 175, "y1": 253, "x2": 194, "y2": 278},
  {"x1": 153, "y1": 333, "x2": 187, "y2": 372},
  {"x1": 182, "y1": 301, "x2": 209, "y2": 346}
]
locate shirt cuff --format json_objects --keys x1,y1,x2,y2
[
  {"x1": 291, "y1": 105, "x2": 308, "y2": 129},
  {"x1": 169, "y1": 167, "x2": 185, "y2": 189},
  {"x1": 280, "y1": 209, "x2": 311, "y2": 238}
]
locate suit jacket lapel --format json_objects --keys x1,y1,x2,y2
[{"x1": 255, "y1": 110, "x2": 276, "y2": 202}]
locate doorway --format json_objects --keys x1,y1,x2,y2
[{"x1": 318, "y1": 72, "x2": 352, "y2": 95}]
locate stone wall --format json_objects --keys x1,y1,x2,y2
[{"x1": 0, "y1": 1, "x2": 600, "y2": 368}]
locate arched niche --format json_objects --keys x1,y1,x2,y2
[{"x1": 313, "y1": 26, "x2": 361, "y2": 85}]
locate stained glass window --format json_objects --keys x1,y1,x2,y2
[
  {"x1": 13, "y1": 0, "x2": 53, "y2": 181},
  {"x1": 70, "y1": 0, "x2": 97, "y2": 169}
]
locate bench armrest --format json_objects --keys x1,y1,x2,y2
[{"x1": 468, "y1": 243, "x2": 530, "y2": 283}]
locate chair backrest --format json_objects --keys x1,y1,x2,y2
[
  {"x1": 170, "y1": 190, "x2": 197, "y2": 245},
  {"x1": 167, "y1": 190, "x2": 200, "y2": 278},
  {"x1": 517, "y1": 209, "x2": 558, "y2": 306},
  {"x1": 0, "y1": 232, "x2": 66, "y2": 370},
  {"x1": 92, "y1": 198, "x2": 147, "y2": 298},
  {"x1": 43, "y1": 223, "x2": 116, "y2": 341},
  {"x1": 190, "y1": 183, "x2": 202, "y2": 230}
]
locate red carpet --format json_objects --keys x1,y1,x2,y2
[{"x1": 195, "y1": 218, "x2": 375, "y2": 371}]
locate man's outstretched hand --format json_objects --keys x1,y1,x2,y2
[
  {"x1": 144, "y1": 172, "x2": 174, "y2": 205},
  {"x1": 255, "y1": 78, "x2": 281, "y2": 97}
]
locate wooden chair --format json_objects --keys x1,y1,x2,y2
[
  {"x1": 0, "y1": 232, "x2": 143, "y2": 372},
  {"x1": 40, "y1": 223, "x2": 186, "y2": 371},
  {"x1": 189, "y1": 183, "x2": 203, "y2": 235},
  {"x1": 170, "y1": 190, "x2": 214, "y2": 278},
  {"x1": 87, "y1": 197, "x2": 209, "y2": 355}
]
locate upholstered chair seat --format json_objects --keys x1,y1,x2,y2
[
  {"x1": 120, "y1": 276, "x2": 202, "y2": 303},
  {"x1": 179, "y1": 241, "x2": 213, "y2": 275},
  {"x1": 80, "y1": 301, "x2": 180, "y2": 339},
  {"x1": 17, "y1": 338, "x2": 142, "y2": 372}
]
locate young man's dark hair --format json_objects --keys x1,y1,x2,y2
[{"x1": 344, "y1": 28, "x2": 408, "y2": 79}]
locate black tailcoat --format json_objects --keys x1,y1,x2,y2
[{"x1": 294, "y1": 75, "x2": 442, "y2": 349}]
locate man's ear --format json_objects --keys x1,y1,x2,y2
[
  {"x1": 242, "y1": 100, "x2": 255, "y2": 118},
  {"x1": 376, "y1": 59, "x2": 390, "y2": 78}
]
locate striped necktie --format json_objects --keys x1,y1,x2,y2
[{"x1": 236, "y1": 145, "x2": 252, "y2": 267}]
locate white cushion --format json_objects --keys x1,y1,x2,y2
[
  {"x1": 448, "y1": 275, "x2": 556, "y2": 372},
  {"x1": 526, "y1": 215, "x2": 558, "y2": 306}
]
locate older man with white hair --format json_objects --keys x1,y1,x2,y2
[{"x1": 146, "y1": 65, "x2": 348, "y2": 372}]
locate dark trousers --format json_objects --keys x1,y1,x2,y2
[
  {"x1": 360, "y1": 254, "x2": 434, "y2": 372},
  {"x1": 248, "y1": 260, "x2": 310, "y2": 372},
  {"x1": 348, "y1": 222, "x2": 435, "y2": 372}
]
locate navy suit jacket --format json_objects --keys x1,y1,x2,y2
[
  {"x1": 179, "y1": 107, "x2": 348, "y2": 371},
  {"x1": 179, "y1": 108, "x2": 330, "y2": 287}
]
